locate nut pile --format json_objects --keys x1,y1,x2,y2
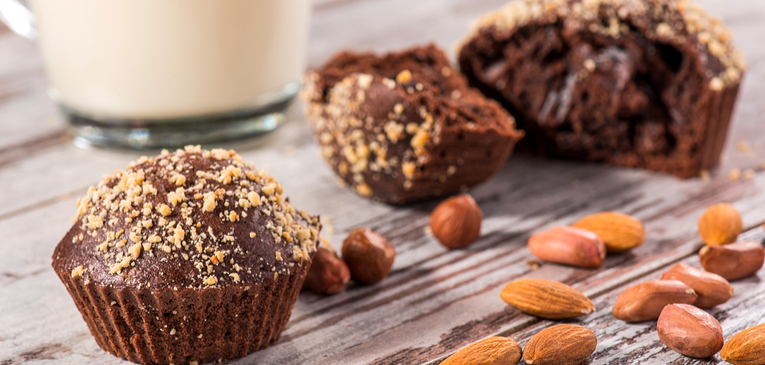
[
  {"x1": 608, "y1": 203, "x2": 765, "y2": 360},
  {"x1": 442, "y1": 202, "x2": 764, "y2": 364},
  {"x1": 306, "y1": 192, "x2": 764, "y2": 363}
]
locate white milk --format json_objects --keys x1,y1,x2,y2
[{"x1": 29, "y1": 0, "x2": 310, "y2": 120}]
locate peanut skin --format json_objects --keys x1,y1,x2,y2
[
  {"x1": 528, "y1": 226, "x2": 606, "y2": 268},
  {"x1": 657, "y1": 304, "x2": 724, "y2": 358},
  {"x1": 660, "y1": 263, "x2": 733, "y2": 308},
  {"x1": 699, "y1": 241, "x2": 765, "y2": 280},
  {"x1": 612, "y1": 280, "x2": 698, "y2": 322}
]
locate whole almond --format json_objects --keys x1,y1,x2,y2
[
  {"x1": 698, "y1": 203, "x2": 742, "y2": 246},
  {"x1": 500, "y1": 278, "x2": 595, "y2": 319},
  {"x1": 441, "y1": 336, "x2": 521, "y2": 365},
  {"x1": 430, "y1": 194, "x2": 483, "y2": 249},
  {"x1": 572, "y1": 212, "x2": 645, "y2": 253},
  {"x1": 523, "y1": 324, "x2": 597, "y2": 365},
  {"x1": 721, "y1": 323, "x2": 765, "y2": 365},
  {"x1": 699, "y1": 241, "x2": 765, "y2": 280},
  {"x1": 660, "y1": 263, "x2": 733, "y2": 308},
  {"x1": 304, "y1": 246, "x2": 351, "y2": 294},
  {"x1": 527, "y1": 226, "x2": 606, "y2": 268},
  {"x1": 612, "y1": 280, "x2": 698, "y2": 322},
  {"x1": 657, "y1": 304, "x2": 724, "y2": 358}
]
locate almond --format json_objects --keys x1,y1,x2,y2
[
  {"x1": 699, "y1": 241, "x2": 765, "y2": 280},
  {"x1": 657, "y1": 304, "x2": 724, "y2": 358},
  {"x1": 698, "y1": 203, "x2": 742, "y2": 246},
  {"x1": 660, "y1": 263, "x2": 733, "y2": 308},
  {"x1": 527, "y1": 226, "x2": 606, "y2": 268},
  {"x1": 441, "y1": 336, "x2": 521, "y2": 365},
  {"x1": 500, "y1": 278, "x2": 595, "y2": 319},
  {"x1": 523, "y1": 324, "x2": 597, "y2": 365},
  {"x1": 572, "y1": 212, "x2": 645, "y2": 253},
  {"x1": 612, "y1": 280, "x2": 698, "y2": 322},
  {"x1": 721, "y1": 323, "x2": 765, "y2": 365}
]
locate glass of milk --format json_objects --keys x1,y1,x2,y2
[{"x1": 0, "y1": 0, "x2": 311, "y2": 148}]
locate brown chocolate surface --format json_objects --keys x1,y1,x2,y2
[
  {"x1": 50, "y1": 146, "x2": 321, "y2": 364},
  {"x1": 53, "y1": 146, "x2": 320, "y2": 290},
  {"x1": 458, "y1": 0, "x2": 744, "y2": 178},
  {"x1": 301, "y1": 44, "x2": 523, "y2": 204}
]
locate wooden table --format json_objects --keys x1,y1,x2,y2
[{"x1": 2, "y1": 0, "x2": 765, "y2": 364}]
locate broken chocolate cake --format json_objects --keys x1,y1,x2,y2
[
  {"x1": 458, "y1": 0, "x2": 745, "y2": 178},
  {"x1": 301, "y1": 44, "x2": 523, "y2": 203}
]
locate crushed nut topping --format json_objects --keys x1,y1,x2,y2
[
  {"x1": 459, "y1": 0, "x2": 745, "y2": 88},
  {"x1": 67, "y1": 146, "x2": 320, "y2": 289},
  {"x1": 301, "y1": 71, "x2": 440, "y2": 200}
]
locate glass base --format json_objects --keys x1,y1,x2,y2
[{"x1": 66, "y1": 92, "x2": 295, "y2": 150}]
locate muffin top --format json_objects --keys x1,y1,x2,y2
[
  {"x1": 459, "y1": 0, "x2": 745, "y2": 90},
  {"x1": 300, "y1": 44, "x2": 522, "y2": 203},
  {"x1": 52, "y1": 146, "x2": 320, "y2": 290}
]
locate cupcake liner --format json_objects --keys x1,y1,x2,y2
[
  {"x1": 57, "y1": 263, "x2": 309, "y2": 365},
  {"x1": 699, "y1": 81, "x2": 742, "y2": 172}
]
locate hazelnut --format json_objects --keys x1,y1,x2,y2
[
  {"x1": 304, "y1": 246, "x2": 350, "y2": 294},
  {"x1": 342, "y1": 228, "x2": 395, "y2": 284},
  {"x1": 698, "y1": 203, "x2": 742, "y2": 246},
  {"x1": 429, "y1": 194, "x2": 483, "y2": 249}
]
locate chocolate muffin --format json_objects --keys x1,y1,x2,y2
[
  {"x1": 301, "y1": 44, "x2": 523, "y2": 204},
  {"x1": 51, "y1": 146, "x2": 320, "y2": 364},
  {"x1": 458, "y1": 0, "x2": 745, "y2": 178}
]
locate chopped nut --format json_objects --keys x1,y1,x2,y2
[
  {"x1": 709, "y1": 77, "x2": 724, "y2": 91},
  {"x1": 202, "y1": 192, "x2": 217, "y2": 212},
  {"x1": 396, "y1": 69, "x2": 412, "y2": 83},
  {"x1": 71, "y1": 265, "x2": 85, "y2": 278},
  {"x1": 356, "y1": 183, "x2": 373, "y2": 197},
  {"x1": 583, "y1": 59, "x2": 596, "y2": 71},
  {"x1": 729, "y1": 168, "x2": 741, "y2": 181},
  {"x1": 157, "y1": 204, "x2": 172, "y2": 216}
]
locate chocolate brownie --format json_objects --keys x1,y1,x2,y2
[
  {"x1": 458, "y1": 0, "x2": 745, "y2": 178},
  {"x1": 301, "y1": 44, "x2": 523, "y2": 204},
  {"x1": 51, "y1": 146, "x2": 321, "y2": 364}
]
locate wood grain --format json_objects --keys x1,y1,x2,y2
[{"x1": 2, "y1": 0, "x2": 765, "y2": 364}]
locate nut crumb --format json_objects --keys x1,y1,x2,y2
[
  {"x1": 204, "y1": 276, "x2": 218, "y2": 286},
  {"x1": 729, "y1": 168, "x2": 741, "y2": 180},
  {"x1": 526, "y1": 260, "x2": 541, "y2": 270},
  {"x1": 396, "y1": 69, "x2": 412, "y2": 83},
  {"x1": 737, "y1": 140, "x2": 753, "y2": 154},
  {"x1": 699, "y1": 170, "x2": 711, "y2": 181},
  {"x1": 71, "y1": 265, "x2": 85, "y2": 278},
  {"x1": 583, "y1": 59, "x2": 596, "y2": 71}
]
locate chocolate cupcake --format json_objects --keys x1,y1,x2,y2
[
  {"x1": 301, "y1": 44, "x2": 523, "y2": 204},
  {"x1": 51, "y1": 146, "x2": 320, "y2": 364},
  {"x1": 458, "y1": 0, "x2": 745, "y2": 178}
]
